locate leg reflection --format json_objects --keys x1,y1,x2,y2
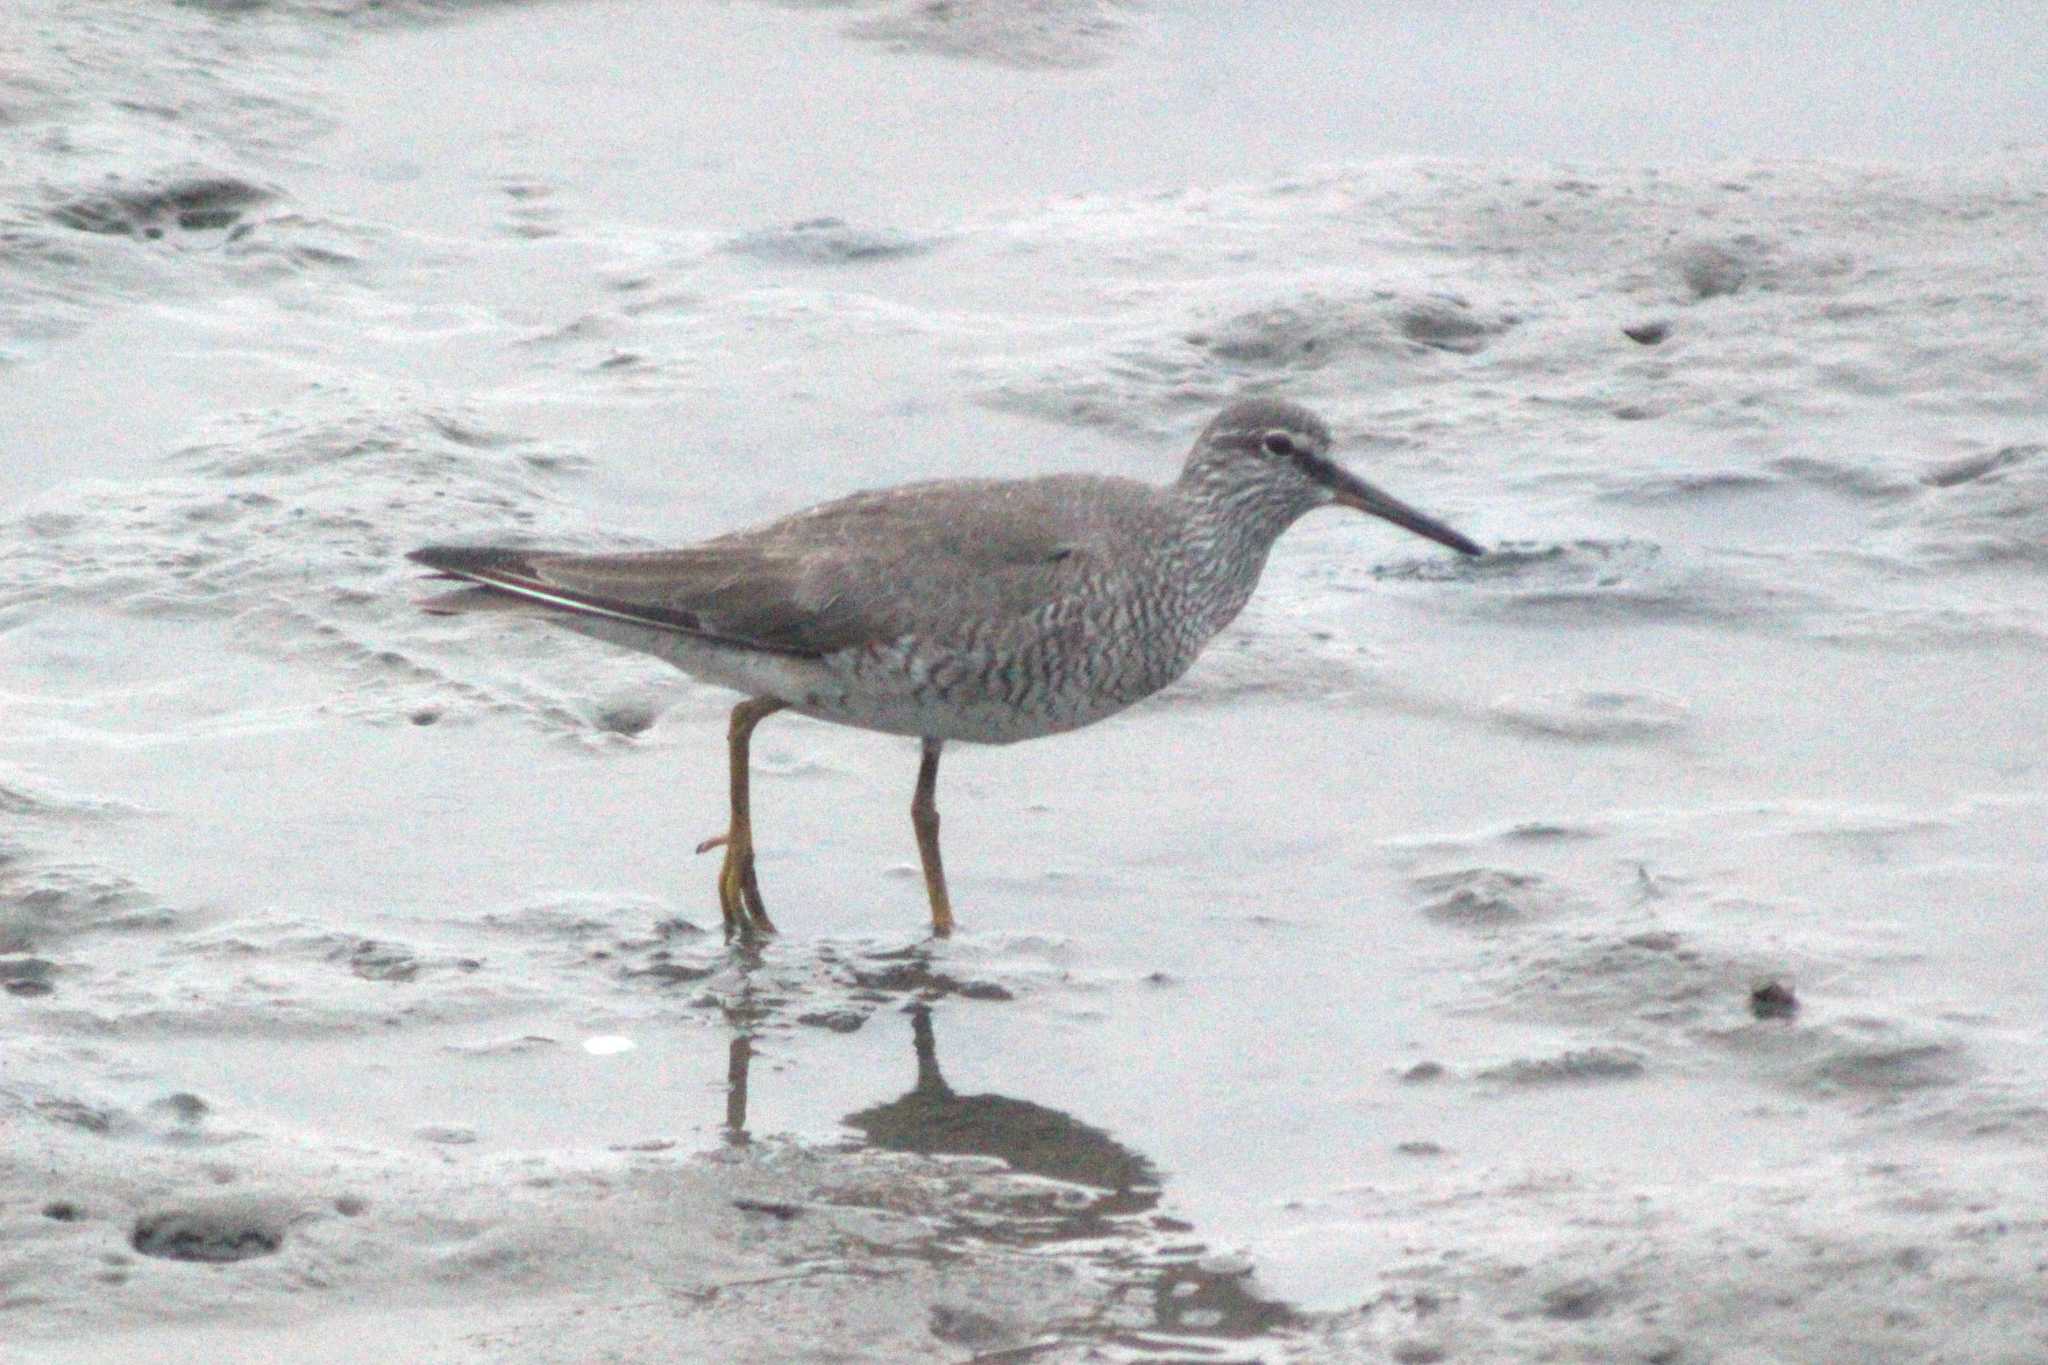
[{"x1": 725, "y1": 1033, "x2": 753, "y2": 1146}]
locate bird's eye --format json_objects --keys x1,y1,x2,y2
[{"x1": 1262, "y1": 431, "x2": 1296, "y2": 457}]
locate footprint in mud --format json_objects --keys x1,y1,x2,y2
[
  {"x1": 1921, "y1": 443, "x2": 2041, "y2": 489},
  {"x1": 1410, "y1": 866, "x2": 1580, "y2": 931},
  {"x1": 1185, "y1": 290, "x2": 1511, "y2": 371},
  {"x1": 130, "y1": 1198, "x2": 288, "y2": 1263},
  {"x1": 47, "y1": 174, "x2": 274, "y2": 241},
  {"x1": 1668, "y1": 237, "x2": 1758, "y2": 299},
  {"x1": 1476, "y1": 1046, "x2": 1649, "y2": 1086},
  {"x1": 1, "y1": 954, "x2": 58, "y2": 997},
  {"x1": 1395, "y1": 295, "x2": 1507, "y2": 354},
  {"x1": 0, "y1": 856, "x2": 164, "y2": 956}
]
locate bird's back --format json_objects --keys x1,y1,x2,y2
[{"x1": 536, "y1": 473, "x2": 1190, "y2": 660}]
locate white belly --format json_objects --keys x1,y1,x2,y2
[{"x1": 562, "y1": 617, "x2": 1191, "y2": 745}]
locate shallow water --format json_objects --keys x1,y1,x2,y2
[{"x1": 5, "y1": 2, "x2": 2047, "y2": 1361}]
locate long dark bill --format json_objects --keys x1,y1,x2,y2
[{"x1": 1314, "y1": 459, "x2": 1484, "y2": 557}]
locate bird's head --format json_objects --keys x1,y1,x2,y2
[{"x1": 1181, "y1": 397, "x2": 1483, "y2": 556}]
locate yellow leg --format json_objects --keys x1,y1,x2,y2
[
  {"x1": 713, "y1": 698, "x2": 786, "y2": 938},
  {"x1": 912, "y1": 738, "x2": 956, "y2": 938}
]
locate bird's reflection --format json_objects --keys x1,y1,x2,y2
[
  {"x1": 844, "y1": 1003, "x2": 1162, "y2": 1231},
  {"x1": 720, "y1": 1001, "x2": 1298, "y2": 1347}
]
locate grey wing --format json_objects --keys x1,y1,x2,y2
[
  {"x1": 413, "y1": 478, "x2": 1130, "y2": 657},
  {"x1": 724, "y1": 480, "x2": 1123, "y2": 651},
  {"x1": 407, "y1": 542, "x2": 845, "y2": 655}
]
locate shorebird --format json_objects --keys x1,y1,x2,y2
[{"x1": 409, "y1": 398, "x2": 1482, "y2": 939}]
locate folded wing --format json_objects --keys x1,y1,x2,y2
[{"x1": 410, "y1": 476, "x2": 1142, "y2": 658}]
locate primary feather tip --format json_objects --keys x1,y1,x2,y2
[{"x1": 407, "y1": 545, "x2": 539, "y2": 579}]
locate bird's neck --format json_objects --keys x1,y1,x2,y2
[{"x1": 1169, "y1": 470, "x2": 1318, "y2": 639}]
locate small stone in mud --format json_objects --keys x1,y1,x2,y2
[
  {"x1": 409, "y1": 707, "x2": 441, "y2": 726},
  {"x1": 1400, "y1": 1061, "x2": 1446, "y2": 1083},
  {"x1": 43, "y1": 1201, "x2": 84, "y2": 1221},
  {"x1": 1623, "y1": 320, "x2": 1672, "y2": 345},
  {"x1": 1750, "y1": 978, "x2": 1799, "y2": 1020}
]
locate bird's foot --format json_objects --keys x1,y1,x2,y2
[{"x1": 715, "y1": 840, "x2": 776, "y2": 940}]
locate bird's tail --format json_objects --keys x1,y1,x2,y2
[{"x1": 408, "y1": 545, "x2": 568, "y2": 617}]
